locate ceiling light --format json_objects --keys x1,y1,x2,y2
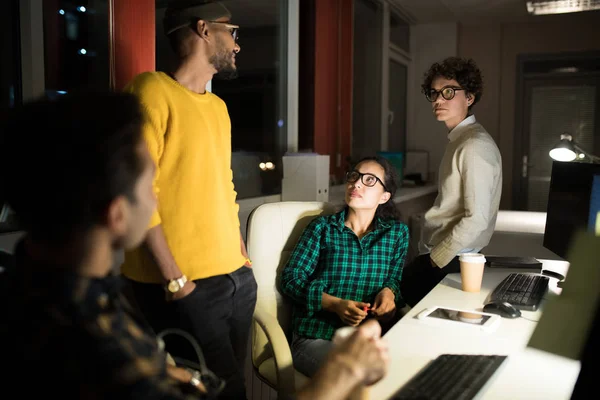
[{"x1": 526, "y1": 0, "x2": 600, "y2": 15}]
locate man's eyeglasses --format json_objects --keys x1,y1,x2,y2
[
  {"x1": 425, "y1": 86, "x2": 464, "y2": 102},
  {"x1": 208, "y1": 21, "x2": 239, "y2": 41},
  {"x1": 346, "y1": 170, "x2": 388, "y2": 192}
]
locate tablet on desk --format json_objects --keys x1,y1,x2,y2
[{"x1": 416, "y1": 306, "x2": 502, "y2": 333}]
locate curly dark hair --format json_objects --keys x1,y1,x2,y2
[
  {"x1": 421, "y1": 57, "x2": 484, "y2": 112},
  {"x1": 348, "y1": 156, "x2": 402, "y2": 221}
]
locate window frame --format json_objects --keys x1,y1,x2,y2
[{"x1": 380, "y1": 1, "x2": 413, "y2": 151}]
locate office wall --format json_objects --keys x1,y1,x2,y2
[
  {"x1": 407, "y1": 23, "x2": 458, "y2": 182},
  {"x1": 111, "y1": 0, "x2": 155, "y2": 90},
  {"x1": 458, "y1": 11, "x2": 600, "y2": 209}
]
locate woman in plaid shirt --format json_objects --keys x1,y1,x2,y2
[{"x1": 281, "y1": 156, "x2": 410, "y2": 377}]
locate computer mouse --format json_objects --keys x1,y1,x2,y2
[{"x1": 483, "y1": 301, "x2": 521, "y2": 319}]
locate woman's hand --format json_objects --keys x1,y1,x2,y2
[
  {"x1": 370, "y1": 288, "x2": 396, "y2": 321},
  {"x1": 322, "y1": 293, "x2": 369, "y2": 326},
  {"x1": 334, "y1": 299, "x2": 371, "y2": 326}
]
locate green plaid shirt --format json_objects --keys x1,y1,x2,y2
[{"x1": 281, "y1": 208, "x2": 410, "y2": 340}]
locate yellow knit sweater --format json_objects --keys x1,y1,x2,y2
[{"x1": 121, "y1": 71, "x2": 245, "y2": 283}]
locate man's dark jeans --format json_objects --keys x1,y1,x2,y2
[
  {"x1": 400, "y1": 254, "x2": 460, "y2": 307},
  {"x1": 126, "y1": 266, "x2": 257, "y2": 399}
]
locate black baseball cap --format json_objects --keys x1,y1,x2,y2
[{"x1": 163, "y1": 0, "x2": 232, "y2": 35}]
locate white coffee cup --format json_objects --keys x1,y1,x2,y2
[{"x1": 459, "y1": 253, "x2": 486, "y2": 292}]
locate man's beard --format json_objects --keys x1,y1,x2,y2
[{"x1": 210, "y1": 50, "x2": 238, "y2": 80}]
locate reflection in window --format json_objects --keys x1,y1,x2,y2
[
  {"x1": 43, "y1": 0, "x2": 109, "y2": 97},
  {"x1": 0, "y1": 0, "x2": 21, "y2": 109},
  {"x1": 0, "y1": 0, "x2": 22, "y2": 233},
  {"x1": 155, "y1": 1, "x2": 287, "y2": 200},
  {"x1": 352, "y1": 0, "x2": 383, "y2": 161}
]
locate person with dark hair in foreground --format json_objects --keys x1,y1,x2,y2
[
  {"x1": 0, "y1": 92, "x2": 390, "y2": 399},
  {"x1": 281, "y1": 156, "x2": 410, "y2": 377},
  {"x1": 400, "y1": 56, "x2": 502, "y2": 307},
  {"x1": 0, "y1": 91, "x2": 204, "y2": 398}
]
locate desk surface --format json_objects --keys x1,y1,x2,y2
[{"x1": 371, "y1": 259, "x2": 581, "y2": 400}]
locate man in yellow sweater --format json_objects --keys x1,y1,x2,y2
[{"x1": 120, "y1": 1, "x2": 256, "y2": 398}]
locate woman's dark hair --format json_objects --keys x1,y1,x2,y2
[
  {"x1": 351, "y1": 156, "x2": 402, "y2": 221},
  {"x1": 421, "y1": 57, "x2": 483, "y2": 112}
]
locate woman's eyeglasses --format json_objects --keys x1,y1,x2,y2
[
  {"x1": 425, "y1": 86, "x2": 464, "y2": 102},
  {"x1": 346, "y1": 170, "x2": 388, "y2": 192}
]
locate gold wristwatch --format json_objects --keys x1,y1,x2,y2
[
  {"x1": 166, "y1": 275, "x2": 188, "y2": 293},
  {"x1": 189, "y1": 369, "x2": 202, "y2": 388}
]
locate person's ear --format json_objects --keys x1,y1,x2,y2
[
  {"x1": 379, "y1": 191, "x2": 391, "y2": 204},
  {"x1": 195, "y1": 19, "x2": 210, "y2": 42},
  {"x1": 466, "y1": 93, "x2": 474, "y2": 106},
  {"x1": 106, "y1": 196, "x2": 129, "y2": 236}
]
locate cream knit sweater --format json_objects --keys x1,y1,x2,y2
[{"x1": 419, "y1": 115, "x2": 502, "y2": 267}]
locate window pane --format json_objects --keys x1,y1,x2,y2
[
  {"x1": 1, "y1": 1, "x2": 23, "y2": 233},
  {"x1": 390, "y1": 12, "x2": 409, "y2": 52},
  {"x1": 0, "y1": 0, "x2": 21, "y2": 109},
  {"x1": 352, "y1": 0, "x2": 382, "y2": 162},
  {"x1": 156, "y1": 0, "x2": 287, "y2": 199},
  {"x1": 527, "y1": 85, "x2": 596, "y2": 211},
  {"x1": 43, "y1": 0, "x2": 109, "y2": 97},
  {"x1": 388, "y1": 59, "x2": 407, "y2": 154}
]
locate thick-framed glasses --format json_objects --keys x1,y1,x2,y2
[
  {"x1": 346, "y1": 170, "x2": 388, "y2": 192},
  {"x1": 208, "y1": 21, "x2": 239, "y2": 41},
  {"x1": 425, "y1": 86, "x2": 464, "y2": 102}
]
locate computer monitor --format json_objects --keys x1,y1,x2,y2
[
  {"x1": 587, "y1": 174, "x2": 600, "y2": 236},
  {"x1": 543, "y1": 161, "x2": 600, "y2": 259}
]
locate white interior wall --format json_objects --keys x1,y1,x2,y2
[{"x1": 407, "y1": 23, "x2": 458, "y2": 182}]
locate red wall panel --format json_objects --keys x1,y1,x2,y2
[
  {"x1": 110, "y1": 0, "x2": 155, "y2": 90},
  {"x1": 312, "y1": 0, "x2": 353, "y2": 178}
]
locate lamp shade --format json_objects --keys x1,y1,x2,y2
[{"x1": 549, "y1": 133, "x2": 577, "y2": 162}]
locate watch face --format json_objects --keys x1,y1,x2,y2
[{"x1": 168, "y1": 280, "x2": 180, "y2": 293}]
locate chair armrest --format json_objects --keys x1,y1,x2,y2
[{"x1": 253, "y1": 305, "x2": 297, "y2": 395}]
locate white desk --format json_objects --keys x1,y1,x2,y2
[{"x1": 371, "y1": 259, "x2": 582, "y2": 400}]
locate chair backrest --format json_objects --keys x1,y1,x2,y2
[
  {"x1": 246, "y1": 201, "x2": 337, "y2": 367},
  {"x1": 494, "y1": 210, "x2": 547, "y2": 234}
]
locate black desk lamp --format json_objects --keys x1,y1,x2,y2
[{"x1": 549, "y1": 133, "x2": 600, "y2": 164}]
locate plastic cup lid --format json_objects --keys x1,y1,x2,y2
[{"x1": 459, "y1": 253, "x2": 486, "y2": 263}]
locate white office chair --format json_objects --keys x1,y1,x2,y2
[{"x1": 246, "y1": 201, "x2": 337, "y2": 398}]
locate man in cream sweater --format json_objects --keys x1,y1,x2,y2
[{"x1": 400, "y1": 57, "x2": 502, "y2": 307}]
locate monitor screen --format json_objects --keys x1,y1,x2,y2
[
  {"x1": 587, "y1": 175, "x2": 600, "y2": 236},
  {"x1": 543, "y1": 162, "x2": 600, "y2": 259}
]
